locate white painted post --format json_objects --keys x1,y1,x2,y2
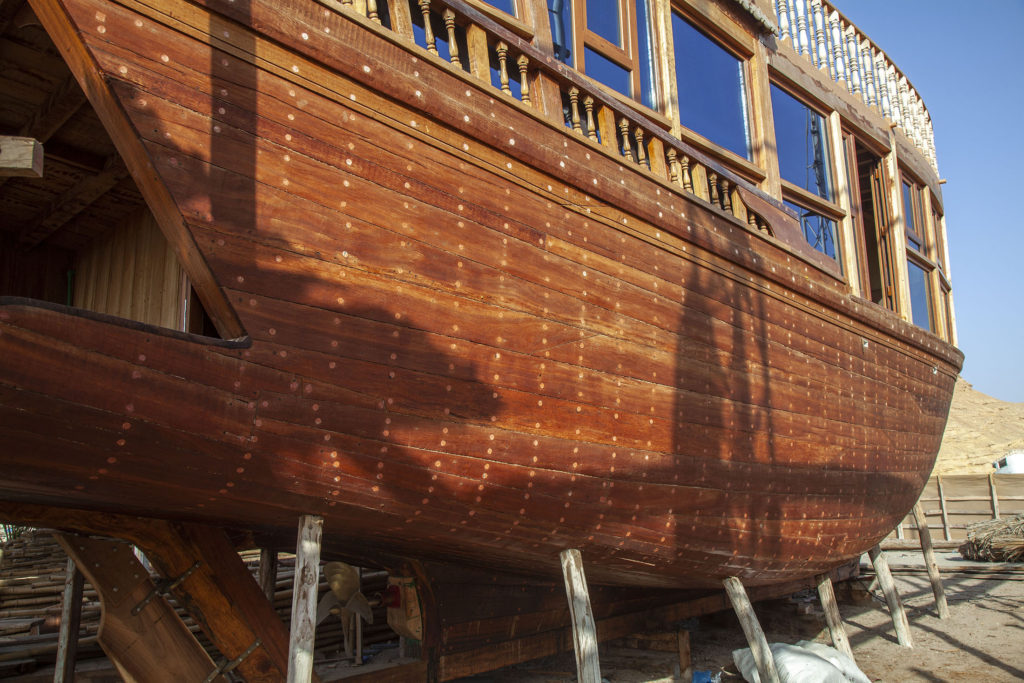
[
  {"x1": 723, "y1": 577, "x2": 780, "y2": 683},
  {"x1": 560, "y1": 549, "x2": 601, "y2": 683},
  {"x1": 288, "y1": 515, "x2": 324, "y2": 683}
]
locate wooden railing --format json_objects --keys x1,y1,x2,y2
[
  {"x1": 333, "y1": 0, "x2": 777, "y2": 238},
  {"x1": 773, "y1": 0, "x2": 938, "y2": 173}
]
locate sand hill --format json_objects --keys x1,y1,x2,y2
[{"x1": 935, "y1": 378, "x2": 1024, "y2": 475}]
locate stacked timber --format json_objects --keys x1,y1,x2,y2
[
  {"x1": 0, "y1": 531, "x2": 102, "y2": 677},
  {"x1": 0, "y1": 532, "x2": 396, "y2": 677}
]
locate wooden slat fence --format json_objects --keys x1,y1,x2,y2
[{"x1": 890, "y1": 474, "x2": 1024, "y2": 543}]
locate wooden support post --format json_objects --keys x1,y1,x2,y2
[
  {"x1": 912, "y1": 503, "x2": 950, "y2": 619},
  {"x1": 814, "y1": 573, "x2": 854, "y2": 660},
  {"x1": 989, "y1": 473, "x2": 1000, "y2": 520},
  {"x1": 54, "y1": 533, "x2": 216, "y2": 682},
  {"x1": 560, "y1": 549, "x2": 601, "y2": 683},
  {"x1": 723, "y1": 577, "x2": 780, "y2": 683},
  {"x1": 677, "y1": 627, "x2": 692, "y2": 682},
  {"x1": 288, "y1": 515, "x2": 324, "y2": 683},
  {"x1": 54, "y1": 557, "x2": 84, "y2": 683},
  {"x1": 867, "y1": 545, "x2": 913, "y2": 647},
  {"x1": 260, "y1": 548, "x2": 279, "y2": 602},
  {"x1": 937, "y1": 475, "x2": 951, "y2": 541}
]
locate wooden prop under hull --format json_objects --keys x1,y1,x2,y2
[{"x1": 1, "y1": 0, "x2": 962, "y2": 589}]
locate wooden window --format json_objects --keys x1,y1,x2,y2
[
  {"x1": 548, "y1": 0, "x2": 657, "y2": 108},
  {"x1": 906, "y1": 257, "x2": 934, "y2": 332},
  {"x1": 671, "y1": 12, "x2": 749, "y2": 159},
  {"x1": 901, "y1": 179, "x2": 924, "y2": 251},
  {"x1": 901, "y1": 172, "x2": 941, "y2": 333},
  {"x1": 481, "y1": 0, "x2": 518, "y2": 16}
]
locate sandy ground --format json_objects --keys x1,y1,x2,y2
[
  {"x1": 456, "y1": 553, "x2": 1024, "y2": 683},
  {"x1": 936, "y1": 379, "x2": 1024, "y2": 474}
]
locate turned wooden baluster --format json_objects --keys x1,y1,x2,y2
[
  {"x1": 720, "y1": 178, "x2": 732, "y2": 212},
  {"x1": 583, "y1": 96, "x2": 598, "y2": 142},
  {"x1": 568, "y1": 86, "x2": 583, "y2": 134},
  {"x1": 633, "y1": 127, "x2": 647, "y2": 167},
  {"x1": 442, "y1": 9, "x2": 461, "y2": 67},
  {"x1": 844, "y1": 26, "x2": 860, "y2": 94},
  {"x1": 874, "y1": 52, "x2": 890, "y2": 118},
  {"x1": 861, "y1": 41, "x2": 876, "y2": 107},
  {"x1": 680, "y1": 154, "x2": 693, "y2": 193},
  {"x1": 829, "y1": 11, "x2": 844, "y2": 84},
  {"x1": 811, "y1": 0, "x2": 828, "y2": 72},
  {"x1": 618, "y1": 118, "x2": 634, "y2": 162},
  {"x1": 496, "y1": 42, "x2": 511, "y2": 95},
  {"x1": 898, "y1": 75, "x2": 912, "y2": 133},
  {"x1": 418, "y1": 0, "x2": 438, "y2": 54},
  {"x1": 667, "y1": 148, "x2": 680, "y2": 185},
  {"x1": 794, "y1": 0, "x2": 810, "y2": 57},
  {"x1": 708, "y1": 171, "x2": 720, "y2": 207},
  {"x1": 748, "y1": 211, "x2": 759, "y2": 230},
  {"x1": 517, "y1": 55, "x2": 531, "y2": 106},
  {"x1": 776, "y1": 0, "x2": 791, "y2": 44},
  {"x1": 367, "y1": 0, "x2": 380, "y2": 23},
  {"x1": 886, "y1": 65, "x2": 902, "y2": 125}
]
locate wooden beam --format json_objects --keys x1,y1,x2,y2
[
  {"x1": 814, "y1": 573, "x2": 854, "y2": 660},
  {"x1": 677, "y1": 628, "x2": 692, "y2": 683},
  {"x1": 911, "y1": 502, "x2": 949, "y2": 619},
  {"x1": 19, "y1": 154, "x2": 128, "y2": 247},
  {"x1": 260, "y1": 548, "x2": 279, "y2": 601},
  {"x1": 867, "y1": 545, "x2": 913, "y2": 647},
  {"x1": 0, "y1": 504, "x2": 292, "y2": 681},
  {"x1": 288, "y1": 514, "x2": 324, "y2": 683},
  {"x1": 53, "y1": 532, "x2": 217, "y2": 682},
  {"x1": 723, "y1": 576, "x2": 780, "y2": 683},
  {"x1": 560, "y1": 549, "x2": 601, "y2": 683},
  {"x1": 0, "y1": 136, "x2": 43, "y2": 177},
  {"x1": 54, "y1": 556, "x2": 84, "y2": 683}
]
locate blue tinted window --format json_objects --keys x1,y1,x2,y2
[
  {"x1": 482, "y1": 0, "x2": 516, "y2": 15},
  {"x1": 548, "y1": 0, "x2": 573, "y2": 63},
  {"x1": 584, "y1": 46, "x2": 631, "y2": 98},
  {"x1": 672, "y1": 13, "x2": 749, "y2": 158},
  {"x1": 907, "y1": 260, "x2": 933, "y2": 331},
  {"x1": 587, "y1": 0, "x2": 620, "y2": 45},
  {"x1": 902, "y1": 181, "x2": 922, "y2": 248},
  {"x1": 771, "y1": 84, "x2": 832, "y2": 200},
  {"x1": 785, "y1": 201, "x2": 839, "y2": 263},
  {"x1": 636, "y1": 0, "x2": 655, "y2": 110}
]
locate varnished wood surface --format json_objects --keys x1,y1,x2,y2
[{"x1": 1, "y1": 0, "x2": 962, "y2": 590}]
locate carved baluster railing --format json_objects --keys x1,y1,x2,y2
[
  {"x1": 442, "y1": 9, "x2": 461, "y2": 68},
  {"x1": 720, "y1": 178, "x2": 732, "y2": 212},
  {"x1": 667, "y1": 148, "x2": 681, "y2": 186},
  {"x1": 829, "y1": 12, "x2": 845, "y2": 85},
  {"x1": 844, "y1": 25, "x2": 860, "y2": 95},
  {"x1": 875, "y1": 52, "x2": 890, "y2": 118},
  {"x1": 583, "y1": 96, "x2": 598, "y2": 142},
  {"x1": 618, "y1": 118, "x2": 635, "y2": 162},
  {"x1": 776, "y1": 0, "x2": 792, "y2": 44},
  {"x1": 811, "y1": 0, "x2": 828, "y2": 73},
  {"x1": 567, "y1": 86, "x2": 582, "y2": 134},
  {"x1": 633, "y1": 127, "x2": 647, "y2": 167},
  {"x1": 681, "y1": 154, "x2": 693, "y2": 194},
  {"x1": 708, "y1": 171, "x2": 720, "y2": 207},
  {"x1": 794, "y1": 0, "x2": 810, "y2": 57},
  {"x1": 516, "y1": 55, "x2": 531, "y2": 106},
  {"x1": 417, "y1": 0, "x2": 438, "y2": 54},
  {"x1": 496, "y1": 41, "x2": 511, "y2": 95},
  {"x1": 367, "y1": 0, "x2": 380, "y2": 23},
  {"x1": 886, "y1": 65, "x2": 902, "y2": 125},
  {"x1": 860, "y1": 41, "x2": 876, "y2": 107},
  {"x1": 898, "y1": 75, "x2": 912, "y2": 134}
]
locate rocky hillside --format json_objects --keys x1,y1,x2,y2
[{"x1": 935, "y1": 378, "x2": 1024, "y2": 475}]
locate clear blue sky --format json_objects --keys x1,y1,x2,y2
[{"x1": 839, "y1": 1, "x2": 1024, "y2": 403}]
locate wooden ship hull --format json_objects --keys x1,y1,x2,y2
[{"x1": 1, "y1": 0, "x2": 960, "y2": 601}]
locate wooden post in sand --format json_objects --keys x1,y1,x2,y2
[
  {"x1": 723, "y1": 577, "x2": 780, "y2": 683},
  {"x1": 912, "y1": 502, "x2": 950, "y2": 619},
  {"x1": 867, "y1": 545, "x2": 913, "y2": 647},
  {"x1": 288, "y1": 515, "x2": 323, "y2": 683},
  {"x1": 560, "y1": 549, "x2": 601, "y2": 683},
  {"x1": 54, "y1": 558, "x2": 84, "y2": 683},
  {"x1": 814, "y1": 573, "x2": 854, "y2": 660}
]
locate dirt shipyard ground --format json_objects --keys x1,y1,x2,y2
[{"x1": 457, "y1": 550, "x2": 1024, "y2": 683}]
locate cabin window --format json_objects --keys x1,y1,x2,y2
[
  {"x1": 771, "y1": 84, "x2": 832, "y2": 201},
  {"x1": 785, "y1": 201, "x2": 838, "y2": 261},
  {"x1": 482, "y1": 0, "x2": 518, "y2": 16},
  {"x1": 671, "y1": 13, "x2": 750, "y2": 159},
  {"x1": 906, "y1": 258, "x2": 934, "y2": 332},
  {"x1": 549, "y1": 0, "x2": 657, "y2": 108},
  {"x1": 902, "y1": 180, "x2": 924, "y2": 250}
]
